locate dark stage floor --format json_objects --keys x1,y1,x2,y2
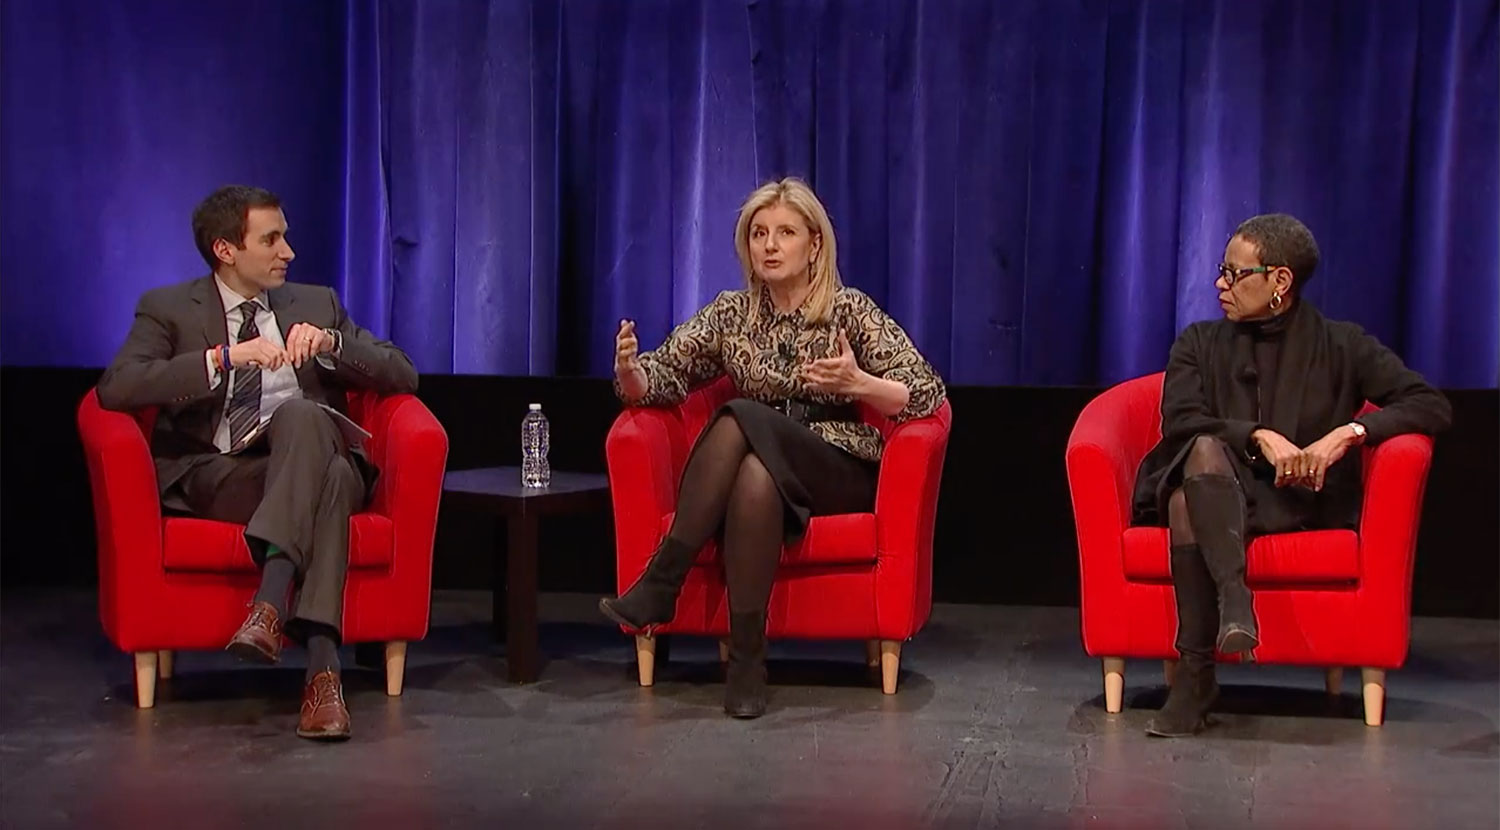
[{"x1": 2, "y1": 590, "x2": 1496, "y2": 829}]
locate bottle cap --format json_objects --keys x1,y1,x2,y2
[{"x1": 528, "y1": 403, "x2": 542, "y2": 411}]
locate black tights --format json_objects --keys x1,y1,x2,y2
[
  {"x1": 666, "y1": 414, "x2": 785, "y2": 615},
  {"x1": 1166, "y1": 435, "x2": 1239, "y2": 547}
]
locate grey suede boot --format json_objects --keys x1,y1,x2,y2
[
  {"x1": 1146, "y1": 544, "x2": 1222, "y2": 737},
  {"x1": 599, "y1": 538, "x2": 697, "y2": 632}
]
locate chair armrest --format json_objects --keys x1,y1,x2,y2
[
  {"x1": 365, "y1": 394, "x2": 448, "y2": 606},
  {"x1": 606, "y1": 406, "x2": 690, "y2": 589},
  {"x1": 872, "y1": 402, "x2": 952, "y2": 638},
  {"x1": 76, "y1": 390, "x2": 163, "y2": 644},
  {"x1": 1066, "y1": 391, "x2": 1145, "y2": 656},
  {"x1": 1355, "y1": 433, "x2": 1434, "y2": 663}
]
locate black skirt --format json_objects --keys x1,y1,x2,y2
[{"x1": 711, "y1": 399, "x2": 880, "y2": 541}]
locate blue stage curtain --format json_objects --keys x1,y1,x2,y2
[{"x1": 4, "y1": 0, "x2": 1495, "y2": 386}]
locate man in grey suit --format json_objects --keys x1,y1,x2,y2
[{"x1": 98, "y1": 185, "x2": 418, "y2": 740}]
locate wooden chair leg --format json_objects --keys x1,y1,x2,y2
[
  {"x1": 865, "y1": 639, "x2": 880, "y2": 668},
  {"x1": 384, "y1": 641, "x2": 408, "y2": 696},
  {"x1": 1163, "y1": 659, "x2": 1177, "y2": 688},
  {"x1": 1361, "y1": 668, "x2": 1386, "y2": 726},
  {"x1": 1325, "y1": 667, "x2": 1344, "y2": 697},
  {"x1": 719, "y1": 639, "x2": 729, "y2": 663},
  {"x1": 879, "y1": 640, "x2": 901, "y2": 695},
  {"x1": 157, "y1": 650, "x2": 174, "y2": 680},
  {"x1": 636, "y1": 635, "x2": 657, "y2": 687},
  {"x1": 1102, "y1": 658, "x2": 1125, "y2": 713},
  {"x1": 134, "y1": 652, "x2": 158, "y2": 709}
]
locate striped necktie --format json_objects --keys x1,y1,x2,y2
[{"x1": 226, "y1": 300, "x2": 264, "y2": 449}]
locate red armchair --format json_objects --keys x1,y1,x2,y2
[
  {"x1": 77, "y1": 388, "x2": 449, "y2": 708},
  {"x1": 605, "y1": 377, "x2": 952, "y2": 693},
  {"x1": 1066, "y1": 373, "x2": 1435, "y2": 725}
]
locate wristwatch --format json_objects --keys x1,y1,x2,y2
[{"x1": 1346, "y1": 421, "x2": 1367, "y2": 444}]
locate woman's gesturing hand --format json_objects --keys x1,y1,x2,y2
[
  {"x1": 615, "y1": 319, "x2": 648, "y2": 402},
  {"x1": 799, "y1": 330, "x2": 869, "y2": 396}
]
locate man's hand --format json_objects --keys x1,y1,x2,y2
[
  {"x1": 286, "y1": 323, "x2": 335, "y2": 368},
  {"x1": 229, "y1": 337, "x2": 289, "y2": 371}
]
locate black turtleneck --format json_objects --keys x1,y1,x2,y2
[{"x1": 1238, "y1": 300, "x2": 1299, "y2": 425}]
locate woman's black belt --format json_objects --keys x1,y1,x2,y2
[{"x1": 766, "y1": 398, "x2": 859, "y2": 424}]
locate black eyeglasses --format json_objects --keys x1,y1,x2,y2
[{"x1": 1217, "y1": 264, "x2": 1276, "y2": 287}]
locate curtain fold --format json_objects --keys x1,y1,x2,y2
[
  {"x1": 3, "y1": 0, "x2": 1495, "y2": 387},
  {"x1": 328, "y1": 0, "x2": 1500, "y2": 385}
]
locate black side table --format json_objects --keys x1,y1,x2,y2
[{"x1": 442, "y1": 466, "x2": 611, "y2": 682}]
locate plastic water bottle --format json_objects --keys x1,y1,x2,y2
[{"x1": 521, "y1": 403, "x2": 551, "y2": 488}]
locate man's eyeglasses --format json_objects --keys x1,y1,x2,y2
[{"x1": 1217, "y1": 264, "x2": 1275, "y2": 287}]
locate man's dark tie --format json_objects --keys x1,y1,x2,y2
[{"x1": 226, "y1": 300, "x2": 263, "y2": 449}]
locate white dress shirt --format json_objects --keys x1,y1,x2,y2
[{"x1": 207, "y1": 276, "x2": 333, "y2": 453}]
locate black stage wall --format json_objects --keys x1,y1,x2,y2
[{"x1": 4, "y1": 368, "x2": 1495, "y2": 619}]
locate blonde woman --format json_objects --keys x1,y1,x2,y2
[{"x1": 599, "y1": 178, "x2": 946, "y2": 718}]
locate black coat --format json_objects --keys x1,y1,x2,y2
[{"x1": 1131, "y1": 301, "x2": 1451, "y2": 534}]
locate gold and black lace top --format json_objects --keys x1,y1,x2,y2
[{"x1": 619, "y1": 287, "x2": 946, "y2": 461}]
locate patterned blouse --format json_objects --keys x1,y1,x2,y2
[{"x1": 620, "y1": 286, "x2": 946, "y2": 461}]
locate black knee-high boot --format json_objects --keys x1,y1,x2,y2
[
  {"x1": 1146, "y1": 544, "x2": 1221, "y2": 737},
  {"x1": 723, "y1": 611, "x2": 768, "y2": 718},
  {"x1": 1182, "y1": 473, "x2": 1259, "y2": 654},
  {"x1": 599, "y1": 538, "x2": 697, "y2": 631}
]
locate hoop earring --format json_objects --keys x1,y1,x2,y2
[{"x1": 1270, "y1": 291, "x2": 1284, "y2": 311}]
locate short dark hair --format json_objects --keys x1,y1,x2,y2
[
  {"x1": 1232, "y1": 213, "x2": 1320, "y2": 292},
  {"x1": 191, "y1": 185, "x2": 282, "y2": 270}
]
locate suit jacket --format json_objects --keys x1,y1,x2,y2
[
  {"x1": 1131, "y1": 301, "x2": 1451, "y2": 533},
  {"x1": 97, "y1": 276, "x2": 419, "y2": 496}
]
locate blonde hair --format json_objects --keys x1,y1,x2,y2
[{"x1": 733, "y1": 177, "x2": 841, "y2": 324}]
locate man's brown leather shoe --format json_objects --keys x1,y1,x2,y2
[
  {"x1": 225, "y1": 601, "x2": 282, "y2": 664},
  {"x1": 297, "y1": 670, "x2": 352, "y2": 741}
]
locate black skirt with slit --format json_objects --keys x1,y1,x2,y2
[{"x1": 711, "y1": 399, "x2": 880, "y2": 541}]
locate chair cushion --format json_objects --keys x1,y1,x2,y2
[
  {"x1": 659, "y1": 511, "x2": 878, "y2": 567},
  {"x1": 162, "y1": 513, "x2": 394, "y2": 573},
  {"x1": 1122, "y1": 526, "x2": 1360, "y2": 585}
]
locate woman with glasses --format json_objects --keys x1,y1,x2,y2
[{"x1": 1130, "y1": 213, "x2": 1450, "y2": 737}]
